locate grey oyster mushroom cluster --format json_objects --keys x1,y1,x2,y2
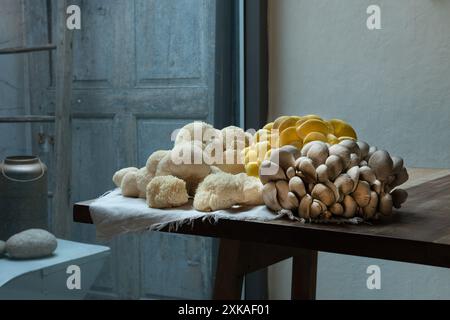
[{"x1": 260, "y1": 140, "x2": 409, "y2": 220}]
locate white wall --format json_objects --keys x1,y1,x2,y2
[
  {"x1": 0, "y1": 0, "x2": 29, "y2": 160},
  {"x1": 268, "y1": 0, "x2": 450, "y2": 299}
]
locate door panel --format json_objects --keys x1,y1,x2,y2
[
  {"x1": 141, "y1": 233, "x2": 214, "y2": 299},
  {"x1": 26, "y1": 0, "x2": 217, "y2": 299},
  {"x1": 137, "y1": 118, "x2": 194, "y2": 166},
  {"x1": 135, "y1": 0, "x2": 204, "y2": 82}
]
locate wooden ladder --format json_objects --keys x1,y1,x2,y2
[{"x1": 0, "y1": 0, "x2": 74, "y2": 238}]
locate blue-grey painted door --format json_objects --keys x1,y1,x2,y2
[{"x1": 25, "y1": 0, "x2": 217, "y2": 299}]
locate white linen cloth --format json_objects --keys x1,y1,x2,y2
[{"x1": 89, "y1": 189, "x2": 282, "y2": 241}]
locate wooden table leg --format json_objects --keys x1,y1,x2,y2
[
  {"x1": 213, "y1": 239, "x2": 244, "y2": 300},
  {"x1": 291, "y1": 249, "x2": 318, "y2": 300}
]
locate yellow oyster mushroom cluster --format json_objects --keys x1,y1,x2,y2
[{"x1": 242, "y1": 115, "x2": 357, "y2": 177}]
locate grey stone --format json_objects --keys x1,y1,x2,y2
[
  {"x1": 0, "y1": 240, "x2": 5, "y2": 256},
  {"x1": 6, "y1": 229, "x2": 57, "y2": 259}
]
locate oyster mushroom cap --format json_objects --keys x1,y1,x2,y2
[
  {"x1": 325, "y1": 155, "x2": 344, "y2": 180},
  {"x1": 359, "y1": 160, "x2": 368, "y2": 167},
  {"x1": 329, "y1": 144, "x2": 351, "y2": 169},
  {"x1": 299, "y1": 194, "x2": 313, "y2": 219},
  {"x1": 262, "y1": 182, "x2": 282, "y2": 211},
  {"x1": 334, "y1": 173, "x2": 354, "y2": 196},
  {"x1": 366, "y1": 146, "x2": 378, "y2": 161},
  {"x1": 289, "y1": 176, "x2": 307, "y2": 198},
  {"x1": 280, "y1": 145, "x2": 301, "y2": 159},
  {"x1": 259, "y1": 160, "x2": 287, "y2": 184},
  {"x1": 359, "y1": 166, "x2": 377, "y2": 185},
  {"x1": 372, "y1": 180, "x2": 383, "y2": 194},
  {"x1": 391, "y1": 156, "x2": 404, "y2": 175},
  {"x1": 310, "y1": 200, "x2": 324, "y2": 218},
  {"x1": 356, "y1": 141, "x2": 370, "y2": 159},
  {"x1": 363, "y1": 191, "x2": 379, "y2": 219},
  {"x1": 349, "y1": 153, "x2": 361, "y2": 169},
  {"x1": 391, "y1": 188, "x2": 408, "y2": 209},
  {"x1": 391, "y1": 167, "x2": 409, "y2": 188},
  {"x1": 329, "y1": 202, "x2": 344, "y2": 216},
  {"x1": 311, "y1": 183, "x2": 336, "y2": 207},
  {"x1": 270, "y1": 148, "x2": 296, "y2": 171},
  {"x1": 317, "y1": 164, "x2": 340, "y2": 202},
  {"x1": 316, "y1": 164, "x2": 330, "y2": 182},
  {"x1": 301, "y1": 141, "x2": 327, "y2": 157},
  {"x1": 352, "y1": 180, "x2": 371, "y2": 207},
  {"x1": 379, "y1": 192, "x2": 393, "y2": 216},
  {"x1": 368, "y1": 150, "x2": 393, "y2": 181},
  {"x1": 339, "y1": 139, "x2": 361, "y2": 158},
  {"x1": 276, "y1": 180, "x2": 299, "y2": 210},
  {"x1": 347, "y1": 166, "x2": 360, "y2": 192},
  {"x1": 296, "y1": 157, "x2": 317, "y2": 183},
  {"x1": 306, "y1": 143, "x2": 329, "y2": 168},
  {"x1": 286, "y1": 166, "x2": 296, "y2": 179},
  {"x1": 342, "y1": 195, "x2": 357, "y2": 218}
]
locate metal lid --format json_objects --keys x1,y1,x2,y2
[
  {"x1": 4, "y1": 155, "x2": 40, "y2": 165},
  {"x1": 1, "y1": 155, "x2": 46, "y2": 182}
]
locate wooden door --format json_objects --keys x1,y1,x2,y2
[{"x1": 25, "y1": 0, "x2": 218, "y2": 299}]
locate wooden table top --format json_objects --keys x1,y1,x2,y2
[{"x1": 73, "y1": 168, "x2": 450, "y2": 268}]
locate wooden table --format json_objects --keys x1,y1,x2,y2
[{"x1": 73, "y1": 168, "x2": 450, "y2": 300}]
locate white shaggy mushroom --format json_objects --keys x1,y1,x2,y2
[
  {"x1": 155, "y1": 143, "x2": 211, "y2": 196},
  {"x1": 174, "y1": 121, "x2": 215, "y2": 146},
  {"x1": 239, "y1": 174, "x2": 264, "y2": 206},
  {"x1": 113, "y1": 167, "x2": 138, "y2": 187},
  {"x1": 146, "y1": 176, "x2": 189, "y2": 209},
  {"x1": 136, "y1": 167, "x2": 154, "y2": 199},
  {"x1": 146, "y1": 150, "x2": 170, "y2": 175},
  {"x1": 121, "y1": 171, "x2": 140, "y2": 198},
  {"x1": 193, "y1": 172, "x2": 263, "y2": 212}
]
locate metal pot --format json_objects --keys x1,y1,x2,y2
[{"x1": 0, "y1": 156, "x2": 48, "y2": 240}]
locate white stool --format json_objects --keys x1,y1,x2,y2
[{"x1": 0, "y1": 239, "x2": 110, "y2": 299}]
